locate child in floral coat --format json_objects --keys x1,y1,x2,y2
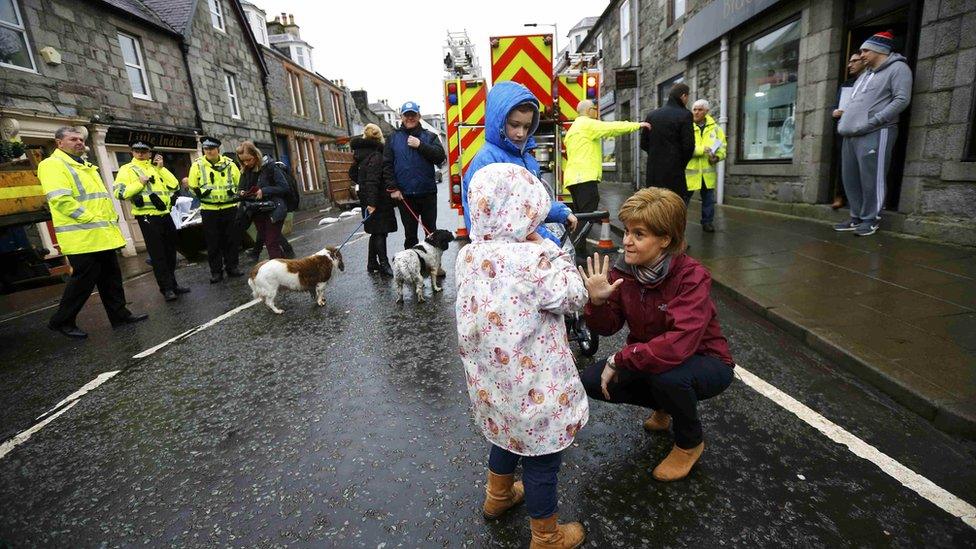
[{"x1": 455, "y1": 163, "x2": 588, "y2": 548}]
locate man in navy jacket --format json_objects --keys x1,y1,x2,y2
[{"x1": 383, "y1": 101, "x2": 446, "y2": 249}]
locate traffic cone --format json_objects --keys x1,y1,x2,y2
[
  {"x1": 597, "y1": 218, "x2": 614, "y2": 250},
  {"x1": 455, "y1": 207, "x2": 469, "y2": 239}
]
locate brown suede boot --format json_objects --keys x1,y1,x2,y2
[
  {"x1": 642, "y1": 410, "x2": 671, "y2": 432},
  {"x1": 529, "y1": 514, "x2": 585, "y2": 549},
  {"x1": 652, "y1": 442, "x2": 704, "y2": 482},
  {"x1": 483, "y1": 471, "x2": 525, "y2": 519}
]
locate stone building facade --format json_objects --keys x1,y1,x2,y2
[
  {"x1": 248, "y1": 10, "x2": 351, "y2": 209},
  {"x1": 157, "y1": 0, "x2": 275, "y2": 154},
  {"x1": 583, "y1": 0, "x2": 976, "y2": 245},
  {"x1": 0, "y1": 0, "x2": 202, "y2": 256}
]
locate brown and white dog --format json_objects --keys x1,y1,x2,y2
[{"x1": 248, "y1": 246, "x2": 344, "y2": 314}]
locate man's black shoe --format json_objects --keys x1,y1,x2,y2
[
  {"x1": 226, "y1": 269, "x2": 244, "y2": 278},
  {"x1": 174, "y1": 286, "x2": 191, "y2": 294},
  {"x1": 112, "y1": 313, "x2": 148, "y2": 328},
  {"x1": 210, "y1": 273, "x2": 224, "y2": 284},
  {"x1": 367, "y1": 264, "x2": 380, "y2": 274},
  {"x1": 702, "y1": 223, "x2": 715, "y2": 233},
  {"x1": 49, "y1": 323, "x2": 87, "y2": 339},
  {"x1": 163, "y1": 290, "x2": 178, "y2": 301},
  {"x1": 378, "y1": 263, "x2": 394, "y2": 277}
]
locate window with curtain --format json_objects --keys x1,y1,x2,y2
[
  {"x1": 225, "y1": 73, "x2": 240, "y2": 119},
  {"x1": 0, "y1": 0, "x2": 35, "y2": 71},
  {"x1": 117, "y1": 32, "x2": 152, "y2": 100},
  {"x1": 208, "y1": 0, "x2": 225, "y2": 31},
  {"x1": 619, "y1": 0, "x2": 631, "y2": 66},
  {"x1": 740, "y1": 18, "x2": 800, "y2": 161}
]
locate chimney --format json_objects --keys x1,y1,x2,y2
[{"x1": 351, "y1": 90, "x2": 368, "y2": 111}]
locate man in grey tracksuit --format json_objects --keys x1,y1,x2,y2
[{"x1": 836, "y1": 31, "x2": 913, "y2": 237}]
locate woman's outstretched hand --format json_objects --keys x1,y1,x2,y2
[{"x1": 577, "y1": 252, "x2": 623, "y2": 306}]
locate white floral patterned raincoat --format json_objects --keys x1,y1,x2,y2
[{"x1": 455, "y1": 163, "x2": 589, "y2": 456}]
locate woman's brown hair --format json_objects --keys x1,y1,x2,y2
[{"x1": 617, "y1": 187, "x2": 687, "y2": 254}]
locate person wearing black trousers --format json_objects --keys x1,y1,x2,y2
[
  {"x1": 350, "y1": 124, "x2": 397, "y2": 276},
  {"x1": 187, "y1": 137, "x2": 244, "y2": 283},
  {"x1": 383, "y1": 101, "x2": 446, "y2": 251}
]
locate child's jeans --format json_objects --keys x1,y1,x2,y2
[{"x1": 488, "y1": 444, "x2": 562, "y2": 519}]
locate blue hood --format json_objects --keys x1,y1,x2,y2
[{"x1": 485, "y1": 81, "x2": 540, "y2": 156}]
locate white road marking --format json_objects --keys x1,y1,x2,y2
[
  {"x1": 0, "y1": 400, "x2": 79, "y2": 460},
  {"x1": 36, "y1": 370, "x2": 120, "y2": 420},
  {"x1": 736, "y1": 365, "x2": 976, "y2": 529},
  {"x1": 132, "y1": 298, "x2": 261, "y2": 359}
]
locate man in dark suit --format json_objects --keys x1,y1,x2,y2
[{"x1": 640, "y1": 83, "x2": 695, "y2": 196}]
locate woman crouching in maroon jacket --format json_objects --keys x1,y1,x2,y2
[{"x1": 579, "y1": 187, "x2": 734, "y2": 482}]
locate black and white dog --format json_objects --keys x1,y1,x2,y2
[{"x1": 392, "y1": 229, "x2": 455, "y2": 303}]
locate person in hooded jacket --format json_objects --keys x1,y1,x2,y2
[
  {"x1": 456, "y1": 163, "x2": 588, "y2": 549},
  {"x1": 836, "y1": 31, "x2": 913, "y2": 237},
  {"x1": 640, "y1": 83, "x2": 696, "y2": 196},
  {"x1": 462, "y1": 81, "x2": 577, "y2": 245},
  {"x1": 350, "y1": 123, "x2": 396, "y2": 276},
  {"x1": 578, "y1": 187, "x2": 734, "y2": 483},
  {"x1": 236, "y1": 141, "x2": 290, "y2": 259}
]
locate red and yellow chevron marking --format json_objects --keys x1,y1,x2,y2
[
  {"x1": 444, "y1": 78, "x2": 487, "y2": 210},
  {"x1": 444, "y1": 81, "x2": 462, "y2": 181},
  {"x1": 558, "y1": 75, "x2": 584, "y2": 123},
  {"x1": 490, "y1": 35, "x2": 553, "y2": 113}
]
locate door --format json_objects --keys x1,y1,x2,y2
[{"x1": 838, "y1": 0, "x2": 920, "y2": 211}]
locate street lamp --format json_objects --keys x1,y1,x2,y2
[{"x1": 524, "y1": 22, "x2": 558, "y2": 58}]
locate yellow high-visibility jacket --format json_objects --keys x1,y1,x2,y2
[
  {"x1": 187, "y1": 155, "x2": 241, "y2": 211},
  {"x1": 38, "y1": 149, "x2": 126, "y2": 255},
  {"x1": 563, "y1": 116, "x2": 641, "y2": 188},
  {"x1": 685, "y1": 115, "x2": 727, "y2": 191},
  {"x1": 114, "y1": 158, "x2": 179, "y2": 216}
]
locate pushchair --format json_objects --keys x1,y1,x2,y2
[{"x1": 545, "y1": 210, "x2": 611, "y2": 357}]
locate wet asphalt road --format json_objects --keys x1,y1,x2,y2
[{"x1": 1, "y1": 200, "x2": 975, "y2": 547}]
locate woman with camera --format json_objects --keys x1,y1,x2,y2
[{"x1": 236, "y1": 141, "x2": 290, "y2": 259}]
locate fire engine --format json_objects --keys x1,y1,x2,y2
[{"x1": 442, "y1": 31, "x2": 600, "y2": 238}]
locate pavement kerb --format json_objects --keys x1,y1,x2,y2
[{"x1": 605, "y1": 218, "x2": 976, "y2": 440}]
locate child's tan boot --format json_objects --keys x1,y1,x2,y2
[
  {"x1": 482, "y1": 471, "x2": 525, "y2": 519},
  {"x1": 529, "y1": 514, "x2": 585, "y2": 549}
]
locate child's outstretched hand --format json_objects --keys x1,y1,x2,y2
[{"x1": 578, "y1": 252, "x2": 623, "y2": 306}]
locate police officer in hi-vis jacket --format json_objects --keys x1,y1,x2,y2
[
  {"x1": 114, "y1": 140, "x2": 189, "y2": 301},
  {"x1": 187, "y1": 136, "x2": 243, "y2": 283}
]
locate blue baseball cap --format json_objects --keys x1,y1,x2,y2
[{"x1": 400, "y1": 101, "x2": 420, "y2": 115}]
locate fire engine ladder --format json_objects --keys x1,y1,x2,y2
[{"x1": 443, "y1": 30, "x2": 481, "y2": 79}]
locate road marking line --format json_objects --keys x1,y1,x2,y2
[
  {"x1": 0, "y1": 400, "x2": 79, "y2": 460},
  {"x1": 36, "y1": 370, "x2": 120, "y2": 421},
  {"x1": 132, "y1": 298, "x2": 260, "y2": 359},
  {"x1": 736, "y1": 365, "x2": 976, "y2": 529}
]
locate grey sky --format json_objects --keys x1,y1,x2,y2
[{"x1": 256, "y1": 0, "x2": 609, "y2": 120}]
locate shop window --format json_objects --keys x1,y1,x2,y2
[
  {"x1": 293, "y1": 137, "x2": 319, "y2": 192},
  {"x1": 658, "y1": 73, "x2": 684, "y2": 107},
  {"x1": 739, "y1": 17, "x2": 800, "y2": 162},
  {"x1": 0, "y1": 0, "x2": 35, "y2": 71},
  {"x1": 619, "y1": 0, "x2": 631, "y2": 66},
  {"x1": 209, "y1": 0, "x2": 225, "y2": 32},
  {"x1": 225, "y1": 72, "x2": 241, "y2": 119},
  {"x1": 117, "y1": 32, "x2": 152, "y2": 100}
]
